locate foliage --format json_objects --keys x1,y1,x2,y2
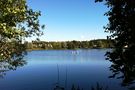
[
  {"x1": 0, "y1": 0, "x2": 44, "y2": 61},
  {"x1": 96, "y1": 0, "x2": 135, "y2": 86},
  {"x1": 0, "y1": 58, "x2": 26, "y2": 78},
  {"x1": 91, "y1": 83, "x2": 108, "y2": 90},
  {"x1": 25, "y1": 39, "x2": 114, "y2": 50},
  {"x1": 53, "y1": 83, "x2": 108, "y2": 90}
]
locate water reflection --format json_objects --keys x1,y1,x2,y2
[
  {"x1": 0, "y1": 58, "x2": 26, "y2": 78},
  {"x1": 0, "y1": 49, "x2": 134, "y2": 90},
  {"x1": 53, "y1": 83, "x2": 109, "y2": 90},
  {"x1": 0, "y1": 41, "x2": 27, "y2": 78},
  {"x1": 106, "y1": 50, "x2": 135, "y2": 87}
]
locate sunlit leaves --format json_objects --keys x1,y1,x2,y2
[{"x1": 0, "y1": 0, "x2": 44, "y2": 62}]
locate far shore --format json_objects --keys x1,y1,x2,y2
[{"x1": 26, "y1": 47, "x2": 112, "y2": 51}]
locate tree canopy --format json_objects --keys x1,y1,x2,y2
[
  {"x1": 0, "y1": 0, "x2": 44, "y2": 61},
  {"x1": 0, "y1": 0, "x2": 44, "y2": 74},
  {"x1": 96, "y1": 0, "x2": 135, "y2": 86}
]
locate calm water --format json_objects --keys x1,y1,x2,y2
[{"x1": 0, "y1": 49, "x2": 130, "y2": 90}]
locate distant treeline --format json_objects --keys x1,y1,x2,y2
[{"x1": 24, "y1": 39, "x2": 114, "y2": 50}]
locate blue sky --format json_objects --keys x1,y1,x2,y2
[{"x1": 27, "y1": 0, "x2": 108, "y2": 41}]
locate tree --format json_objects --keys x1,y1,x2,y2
[
  {"x1": 0, "y1": 0, "x2": 45, "y2": 74},
  {"x1": 96, "y1": 0, "x2": 135, "y2": 86},
  {"x1": 0, "y1": 0, "x2": 44, "y2": 61}
]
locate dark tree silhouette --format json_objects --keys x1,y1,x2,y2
[{"x1": 95, "y1": 0, "x2": 135, "y2": 86}]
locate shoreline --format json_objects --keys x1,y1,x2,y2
[{"x1": 26, "y1": 47, "x2": 112, "y2": 51}]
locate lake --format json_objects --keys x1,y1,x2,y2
[{"x1": 0, "y1": 49, "x2": 130, "y2": 90}]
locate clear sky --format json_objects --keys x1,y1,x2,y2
[{"x1": 27, "y1": 0, "x2": 109, "y2": 41}]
